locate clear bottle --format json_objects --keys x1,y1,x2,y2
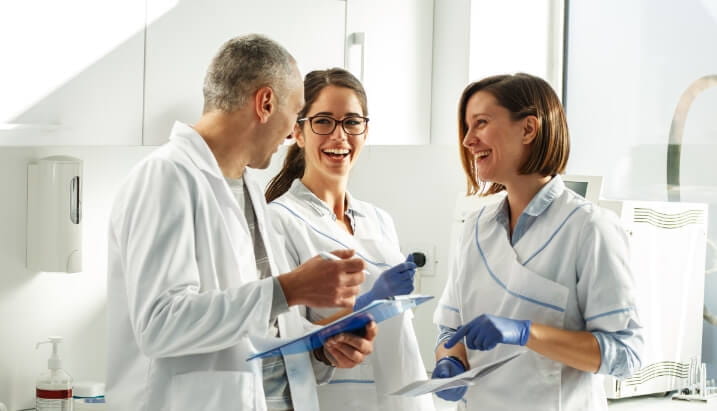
[{"x1": 36, "y1": 336, "x2": 73, "y2": 411}]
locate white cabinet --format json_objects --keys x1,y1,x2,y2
[
  {"x1": 345, "y1": 0, "x2": 434, "y2": 145},
  {"x1": 143, "y1": 0, "x2": 434, "y2": 146},
  {"x1": 142, "y1": 0, "x2": 346, "y2": 146},
  {"x1": 0, "y1": 0, "x2": 434, "y2": 146},
  {"x1": 0, "y1": 0, "x2": 145, "y2": 145}
]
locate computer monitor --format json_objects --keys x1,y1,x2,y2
[{"x1": 562, "y1": 174, "x2": 603, "y2": 203}]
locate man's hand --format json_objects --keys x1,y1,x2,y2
[
  {"x1": 323, "y1": 321, "x2": 378, "y2": 368},
  {"x1": 279, "y1": 249, "x2": 366, "y2": 308}
]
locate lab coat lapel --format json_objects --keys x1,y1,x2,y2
[{"x1": 170, "y1": 123, "x2": 259, "y2": 285}]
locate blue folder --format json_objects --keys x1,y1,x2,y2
[{"x1": 247, "y1": 294, "x2": 433, "y2": 361}]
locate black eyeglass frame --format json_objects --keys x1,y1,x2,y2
[{"x1": 296, "y1": 115, "x2": 370, "y2": 136}]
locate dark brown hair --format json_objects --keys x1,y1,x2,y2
[
  {"x1": 265, "y1": 68, "x2": 368, "y2": 202},
  {"x1": 458, "y1": 73, "x2": 570, "y2": 196}
]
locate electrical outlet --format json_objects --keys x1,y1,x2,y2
[{"x1": 404, "y1": 242, "x2": 437, "y2": 277}]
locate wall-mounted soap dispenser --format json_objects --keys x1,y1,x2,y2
[{"x1": 27, "y1": 156, "x2": 82, "y2": 273}]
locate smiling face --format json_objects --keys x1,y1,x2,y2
[
  {"x1": 462, "y1": 91, "x2": 533, "y2": 187},
  {"x1": 295, "y1": 85, "x2": 367, "y2": 185}
]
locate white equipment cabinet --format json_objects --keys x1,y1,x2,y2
[{"x1": 601, "y1": 200, "x2": 708, "y2": 399}]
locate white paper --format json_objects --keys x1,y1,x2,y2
[{"x1": 390, "y1": 352, "x2": 523, "y2": 397}]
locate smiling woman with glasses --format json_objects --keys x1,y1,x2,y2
[{"x1": 265, "y1": 68, "x2": 434, "y2": 411}]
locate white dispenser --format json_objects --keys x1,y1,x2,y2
[
  {"x1": 27, "y1": 156, "x2": 82, "y2": 273},
  {"x1": 36, "y1": 337, "x2": 73, "y2": 411}
]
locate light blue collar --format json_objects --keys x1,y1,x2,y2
[
  {"x1": 524, "y1": 175, "x2": 565, "y2": 217},
  {"x1": 495, "y1": 176, "x2": 565, "y2": 245}
]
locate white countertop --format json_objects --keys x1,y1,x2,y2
[
  {"x1": 608, "y1": 395, "x2": 717, "y2": 410},
  {"x1": 433, "y1": 395, "x2": 717, "y2": 410}
]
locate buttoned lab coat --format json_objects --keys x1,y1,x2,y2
[
  {"x1": 268, "y1": 180, "x2": 435, "y2": 411},
  {"x1": 435, "y1": 182, "x2": 641, "y2": 411},
  {"x1": 106, "y1": 122, "x2": 322, "y2": 411}
]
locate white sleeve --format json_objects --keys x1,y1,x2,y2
[
  {"x1": 576, "y1": 208, "x2": 642, "y2": 332},
  {"x1": 111, "y1": 158, "x2": 273, "y2": 358}
]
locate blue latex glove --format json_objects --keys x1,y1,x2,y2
[
  {"x1": 431, "y1": 356, "x2": 467, "y2": 401},
  {"x1": 444, "y1": 314, "x2": 531, "y2": 351},
  {"x1": 354, "y1": 254, "x2": 416, "y2": 310}
]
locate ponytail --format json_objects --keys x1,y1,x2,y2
[{"x1": 265, "y1": 144, "x2": 305, "y2": 202}]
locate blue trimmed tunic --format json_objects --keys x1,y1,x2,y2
[{"x1": 434, "y1": 175, "x2": 643, "y2": 410}]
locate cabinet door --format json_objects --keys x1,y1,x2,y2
[
  {"x1": 345, "y1": 0, "x2": 434, "y2": 145},
  {"x1": 0, "y1": 0, "x2": 145, "y2": 145},
  {"x1": 143, "y1": 0, "x2": 345, "y2": 146}
]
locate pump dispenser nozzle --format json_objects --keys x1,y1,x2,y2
[
  {"x1": 36, "y1": 336, "x2": 64, "y2": 370},
  {"x1": 35, "y1": 336, "x2": 72, "y2": 410}
]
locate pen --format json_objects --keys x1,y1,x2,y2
[
  {"x1": 317, "y1": 251, "x2": 373, "y2": 280},
  {"x1": 318, "y1": 251, "x2": 341, "y2": 261}
]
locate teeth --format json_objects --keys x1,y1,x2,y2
[
  {"x1": 476, "y1": 150, "x2": 491, "y2": 158},
  {"x1": 323, "y1": 148, "x2": 350, "y2": 155}
]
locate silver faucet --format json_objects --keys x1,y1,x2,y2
[{"x1": 667, "y1": 75, "x2": 717, "y2": 201}]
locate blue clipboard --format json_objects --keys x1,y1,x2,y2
[{"x1": 247, "y1": 295, "x2": 433, "y2": 361}]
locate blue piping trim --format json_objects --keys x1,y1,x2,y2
[
  {"x1": 522, "y1": 203, "x2": 590, "y2": 266},
  {"x1": 328, "y1": 379, "x2": 375, "y2": 384},
  {"x1": 585, "y1": 306, "x2": 635, "y2": 322},
  {"x1": 270, "y1": 202, "x2": 391, "y2": 268},
  {"x1": 474, "y1": 207, "x2": 565, "y2": 313},
  {"x1": 440, "y1": 304, "x2": 460, "y2": 313}
]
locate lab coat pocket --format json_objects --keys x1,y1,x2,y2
[{"x1": 170, "y1": 370, "x2": 255, "y2": 410}]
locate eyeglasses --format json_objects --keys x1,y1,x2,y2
[{"x1": 297, "y1": 115, "x2": 369, "y2": 136}]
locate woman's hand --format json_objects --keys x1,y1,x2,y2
[{"x1": 445, "y1": 314, "x2": 531, "y2": 350}]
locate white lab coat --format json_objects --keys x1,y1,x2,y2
[
  {"x1": 268, "y1": 179, "x2": 435, "y2": 411},
  {"x1": 106, "y1": 122, "x2": 322, "y2": 411},
  {"x1": 435, "y1": 180, "x2": 640, "y2": 410}
]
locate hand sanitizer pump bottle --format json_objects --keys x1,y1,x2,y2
[{"x1": 36, "y1": 337, "x2": 73, "y2": 411}]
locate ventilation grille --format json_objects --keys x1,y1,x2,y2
[
  {"x1": 622, "y1": 361, "x2": 689, "y2": 386},
  {"x1": 633, "y1": 208, "x2": 704, "y2": 229}
]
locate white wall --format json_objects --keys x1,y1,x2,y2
[
  {"x1": 430, "y1": 0, "x2": 470, "y2": 145},
  {"x1": 348, "y1": 145, "x2": 466, "y2": 368},
  {"x1": 0, "y1": 146, "x2": 154, "y2": 410},
  {"x1": 470, "y1": 0, "x2": 563, "y2": 96}
]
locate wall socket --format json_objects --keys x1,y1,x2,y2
[{"x1": 404, "y1": 242, "x2": 437, "y2": 277}]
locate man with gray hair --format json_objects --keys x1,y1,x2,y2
[{"x1": 106, "y1": 34, "x2": 376, "y2": 411}]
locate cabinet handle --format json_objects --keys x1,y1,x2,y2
[{"x1": 345, "y1": 32, "x2": 366, "y2": 82}]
